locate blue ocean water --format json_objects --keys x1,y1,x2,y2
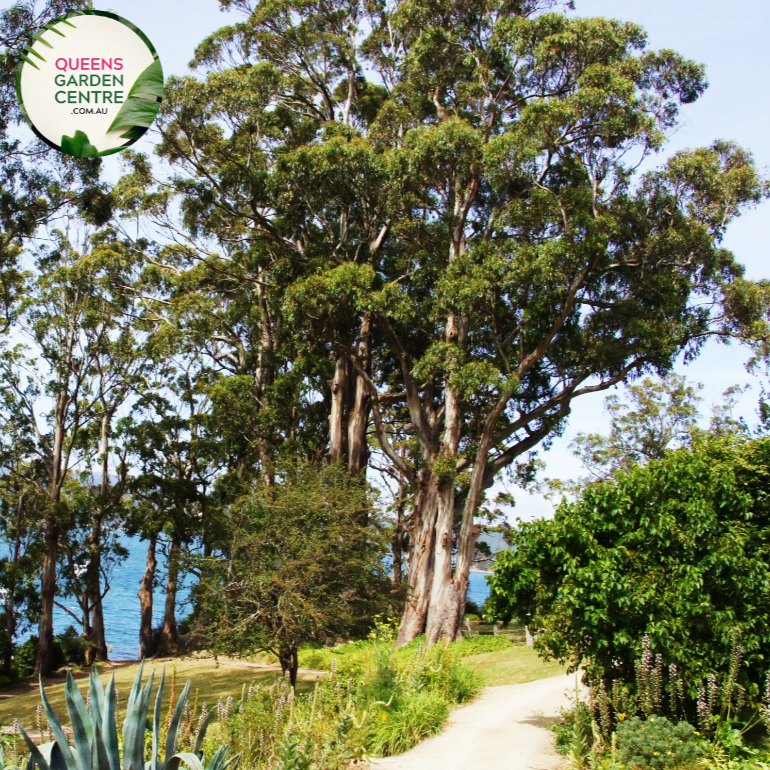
[
  {"x1": 25, "y1": 539, "x2": 493, "y2": 661},
  {"x1": 13, "y1": 535, "x2": 190, "y2": 661},
  {"x1": 467, "y1": 571, "x2": 492, "y2": 609}
]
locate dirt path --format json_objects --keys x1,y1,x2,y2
[{"x1": 370, "y1": 674, "x2": 578, "y2": 770}]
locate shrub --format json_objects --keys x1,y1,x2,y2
[
  {"x1": 487, "y1": 438, "x2": 770, "y2": 709},
  {"x1": 616, "y1": 716, "x2": 698, "y2": 770}
]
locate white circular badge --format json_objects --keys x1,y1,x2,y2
[{"x1": 16, "y1": 11, "x2": 164, "y2": 158}]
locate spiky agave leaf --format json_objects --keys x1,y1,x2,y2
[
  {"x1": 64, "y1": 671, "x2": 92, "y2": 770},
  {"x1": 18, "y1": 726, "x2": 51, "y2": 770},
  {"x1": 164, "y1": 681, "x2": 190, "y2": 763},
  {"x1": 89, "y1": 668, "x2": 106, "y2": 732},
  {"x1": 101, "y1": 674, "x2": 119, "y2": 770},
  {"x1": 39, "y1": 678, "x2": 78, "y2": 770},
  {"x1": 193, "y1": 713, "x2": 215, "y2": 756},
  {"x1": 122, "y1": 666, "x2": 154, "y2": 770},
  {"x1": 150, "y1": 669, "x2": 165, "y2": 770},
  {"x1": 165, "y1": 755, "x2": 204, "y2": 770}
]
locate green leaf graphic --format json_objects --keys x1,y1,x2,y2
[
  {"x1": 108, "y1": 98, "x2": 160, "y2": 133},
  {"x1": 128, "y1": 59, "x2": 163, "y2": 98},
  {"x1": 107, "y1": 60, "x2": 164, "y2": 134},
  {"x1": 119, "y1": 126, "x2": 149, "y2": 140},
  {"x1": 61, "y1": 130, "x2": 98, "y2": 158}
]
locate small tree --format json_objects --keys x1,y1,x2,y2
[{"x1": 196, "y1": 462, "x2": 390, "y2": 685}]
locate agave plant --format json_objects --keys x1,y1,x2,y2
[{"x1": 17, "y1": 662, "x2": 239, "y2": 770}]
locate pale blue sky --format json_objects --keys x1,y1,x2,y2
[{"x1": 99, "y1": 0, "x2": 770, "y2": 518}]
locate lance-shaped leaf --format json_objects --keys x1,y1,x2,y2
[
  {"x1": 165, "y1": 754, "x2": 204, "y2": 770},
  {"x1": 18, "y1": 726, "x2": 51, "y2": 770},
  {"x1": 89, "y1": 667, "x2": 106, "y2": 730},
  {"x1": 102, "y1": 674, "x2": 120, "y2": 770},
  {"x1": 202, "y1": 747, "x2": 226, "y2": 770},
  {"x1": 65, "y1": 670, "x2": 93, "y2": 769},
  {"x1": 90, "y1": 720, "x2": 110, "y2": 770},
  {"x1": 40, "y1": 677, "x2": 79, "y2": 770},
  {"x1": 123, "y1": 667, "x2": 154, "y2": 770},
  {"x1": 164, "y1": 681, "x2": 190, "y2": 762},
  {"x1": 151, "y1": 669, "x2": 165, "y2": 770},
  {"x1": 39, "y1": 743, "x2": 69, "y2": 770},
  {"x1": 194, "y1": 713, "x2": 215, "y2": 757}
]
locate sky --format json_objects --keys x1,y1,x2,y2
[{"x1": 95, "y1": 0, "x2": 770, "y2": 520}]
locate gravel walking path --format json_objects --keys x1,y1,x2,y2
[{"x1": 370, "y1": 674, "x2": 578, "y2": 770}]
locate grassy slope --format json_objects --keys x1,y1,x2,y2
[
  {"x1": 0, "y1": 657, "x2": 317, "y2": 730},
  {"x1": 466, "y1": 644, "x2": 567, "y2": 686},
  {"x1": 0, "y1": 644, "x2": 565, "y2": 730}
]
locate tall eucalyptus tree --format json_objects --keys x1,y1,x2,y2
[{"x1": 154, "y1": 0, "x2": 769, "y2": 645}]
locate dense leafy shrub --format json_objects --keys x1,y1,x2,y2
[
  {"x1": 616, "y1": 716, "x2": 698, "y2": 770},
  {"x1": 487, "y1": 438, "x2": 770, "y2": 708},
  {"x1": 12, "y1": 626, "x2": 86, "y2": 678}
]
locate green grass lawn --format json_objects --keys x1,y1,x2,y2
[
  {"x1": 0, "y1": 657, "x2": 315, "y2": 731},
  {"x1": 467, "y1": 644, "x2": 567, "y2": 686}
]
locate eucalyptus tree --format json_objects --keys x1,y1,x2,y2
[
  {"x1": 155, "y1": 0, "x2": 769, "y2": 647},
  {"x1": 153, "y1": 0, "x2": 386, "y2": 477},
  {"x1": 0, "y1": 457, "x2": 46, "y2": 676},
  {"x1": 0, "y1": 228, "x2": 148, "y2": 675},
  {"x1": 126, "y1": 352, "x2": 217, "y2": 657}
]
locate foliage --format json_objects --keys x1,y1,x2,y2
[
  {"x1": 196, "y1": 462, "x2": 393, "y2": 684},
  {"x1": 153, "y1": 0, "x2": 770, "y2": 646},
  {"x1": 616, "y1": 716, "x2": 699, "y2": 770},
  {"x1": 454, "y1": 636, "x2": 512, "y2": 656},
  {"x1": 570, "y1": 374, "x2": 704, "y2": 480},
  {"x1": 487, "y1": 437, "x2": 770, "y2": 711},
  {"x1": 552, "y1": 703, "x2": 593, "y2": 756},
  {"x1": 217, "y1": 637, "x2": 481, "y2": 768},
  {"x1": 15, "y1": 663, "x2": 237, "y2": 770}
]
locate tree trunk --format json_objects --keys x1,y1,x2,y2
[
  {"x1": 425, "y1": 480, "x2": 464, "y2": 645},
  {"x1": 156, "y1": 536, "x2": 181, "y2": 657},
  {"x1": 36, "y1": 519, "x2": 59, "y2": 677},
  {"x1": 278, "y1": 644, "x2": 298, "y2": 687},
  {"x1": 328, "y1": 352, "x2": 351, "y2": 464},
  {"x1": 347, "y1": 313, "x2": 372, "y2": 474},
  {"x1": 138, "y1": 533, "x2": 158, "y2": 659},
  {"x1": 396, "y1": 471, "x2": 438, "y2": 646},
  {"x1": 88, "y1": 519, "x2": 108, "y2": 662},
  {"x1": 424, "y1": 316, "x2": 465, "y2": 646}
]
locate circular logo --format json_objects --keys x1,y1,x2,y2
[{"x1": 16, "y1": 11, "x2": 164, "y2": 158}]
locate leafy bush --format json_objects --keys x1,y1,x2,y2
[
  {"x1": 616, "y1": 716, "x2": 698, "y2": 770},
  {"x1": 12, "y1": 627, "x2": 87, "y2": 678},
  {"x1": 551, "y1": 702, "x2": 593, "y2": 756},
  {"x1": 487, "y1": 437, "x2": 770, "y2": 708}
]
